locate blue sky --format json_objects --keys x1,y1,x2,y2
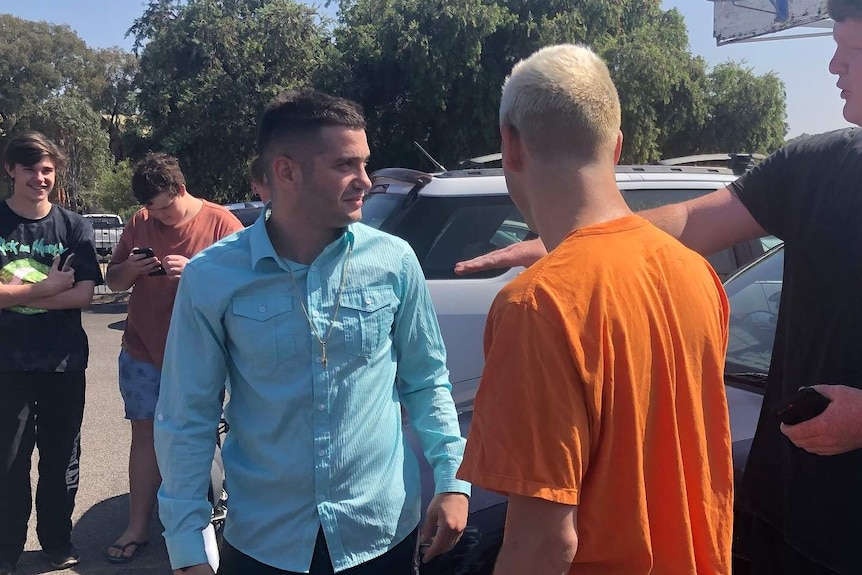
[{"x1": 3, "y1": 0, "x2": 851, "y2": 138}]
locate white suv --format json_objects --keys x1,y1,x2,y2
[{"x1": 364, "y1": 164, "x2": 772, "y2": 411}]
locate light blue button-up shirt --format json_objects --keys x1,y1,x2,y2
[{"x1": 154, "y1": 217, "x2": 470, "y2": 571}]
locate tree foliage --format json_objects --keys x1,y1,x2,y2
[
  {"x1": 4, "y1": 0, "x2": 790, "y2": 206},
  {"x1": 91, "y1": 159, "x2": 139, "y2": 218},
  {"x1": 699, "y1": 62, "x2": 787, "y2": 155},
  {"x1": 130, "y1": 0, "x2": 332, "y2": 202},
  {"x1": 0, "y1": 13, "x2": 140, "y2": 168},
  {"x1": 329, "y1": 0, "x2": 513, "y2": 170},
  {"x1": 331, "y1": 0, "x2": 788, "y2": 168},
  {"x1": 0, "y1": 15, "x2": 92, "y2": 137},
  {"x1": 86, "y1": 48, "x2": 141, "y2": 160}
]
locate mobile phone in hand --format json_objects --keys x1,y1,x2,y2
[
  {"x1": 61, "y1": 253, "x2": 76, "y2": 272},
  {"x1": 772, "y1": 387, "x2": 831, "y2": 425},
  {"x1": 132, "y1": 247, "x2": 166, "y2": 276}
]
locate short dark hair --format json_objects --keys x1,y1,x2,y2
[
  {"x1": 3, "y1": 131, "x2": 67, "y2": 171},
  {"x1": 257, "y1": 88, "x2": 366, "y2": 168},
  {"x1": 131, "y1": 152, "x2": 186, "y2": 205},
  {"x1": 828, "y1": 0, "x2": 862, "y2": 21},
  {"x1": 249, "y1": 155, "x2": 265, "y2": 185}
]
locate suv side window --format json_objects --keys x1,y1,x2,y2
[
  {"x1": 380, "y1": 195, "x2": 533, "y2": 280},
  {"x1": 621, "y1": 188, "x2": 711, "y2": 211}
]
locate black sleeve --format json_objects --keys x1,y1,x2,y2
[
  {"x1": 730, "y1": 130, "x2": 854, "y2": 244},
  {"x1": 69, "y1": 216, "x2": 104, "y2": 285}
]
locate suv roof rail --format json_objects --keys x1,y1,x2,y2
[
  {"x1": 656, "y1": 153, "x2": 765, "y2": 175},
  {"x1": 370, "y1": 167, "x2": 435, "y2": 184},
  {"x1": 459, "y1": 153, "x2": 502, "y2": 168},
  {"x1": 458, "y1": 151, "x2": 757, "y2": 175},
  {"x1": 617, "y1": 164, "x2": 735, "y2": 175},
  {"x1": 374, "y1": 164, "x2": 739, "y2": 181}
]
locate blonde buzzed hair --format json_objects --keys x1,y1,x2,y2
[{"x1": 500, "y1": 44, "x2": 621, "y2": 160}]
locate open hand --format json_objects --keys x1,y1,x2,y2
[{"x1": 454, "y1": 238, "x2": 546, "y2": 275}]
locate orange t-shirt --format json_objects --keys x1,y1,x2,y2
[
  {"x1": 110, "y1": 200, "x2": 243, "y2": 368},
  {"x1": 458, "y1": 215, "x2": 733, "y2": 575}
]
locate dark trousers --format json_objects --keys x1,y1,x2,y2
[
  {"x1": 0, "y1": 372, "x2": 85, "y2": 564},
  {"x1": 218, "y1": 528, "x2": 419, "y2": 575},
  {"x1": 735, "y1": 516, "x2": 841, "y2": 575}
]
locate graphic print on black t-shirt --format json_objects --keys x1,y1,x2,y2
[
  {"x1": 0, "y1": 202, "x2": 103, "y2": 372},
  {"x1": 0, "y1": 238, "x2": 72, "y2": 314}
]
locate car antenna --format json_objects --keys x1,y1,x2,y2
[{"x1": 413, "y1": 141, "x2": 446, "y2": 173}]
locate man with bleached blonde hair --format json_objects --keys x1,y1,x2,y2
[
  {"x1": 497, "y1": 43, "x2": 621, "y2": 160},
  {"x1": 457, "y1": 44, "x2": 734, "y2": 575}
]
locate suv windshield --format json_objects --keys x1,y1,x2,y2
[
  {"x1": 724, "y1": 245, "x2": 784, "y2": 379},
  {"x1": 362, "y1": 192, "x2": 404, "y2": 230}
]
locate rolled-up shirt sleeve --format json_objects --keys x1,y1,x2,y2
[
  {"x1": 154, "y1": 262, "x2": 228, "y2": 569},
  {"x1": 393, "y1": 251, "x2": 471, "y2": 497}
]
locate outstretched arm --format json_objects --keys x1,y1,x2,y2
[
  {"x1": 640, "y1": 186, "x2": 766, "y2": 256},
  {"x1": 454, "y1": 239, "x2": 547, "y2": 276},
  {"x1": 454, "y1": 186, "x2": 767, "y2": 275}
]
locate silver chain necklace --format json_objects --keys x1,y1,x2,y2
[{"x1": 285, "y1": 242, "x2": 354, "y2": 367}]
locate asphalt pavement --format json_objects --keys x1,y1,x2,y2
[{"x1": 18, "y1": 297, "x2": 173, "y2": 575}]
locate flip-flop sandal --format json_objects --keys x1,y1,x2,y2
[{"x1": 104, "y1": 540, "x2": 149, "y2": 564}]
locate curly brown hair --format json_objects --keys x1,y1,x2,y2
[{"x1": 131, "y1": 152, "x2": 187, "y2": 205}]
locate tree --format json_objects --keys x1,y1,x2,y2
[
  {"x1": 0, "y1": 15, "x2": 93, "y2": 139},
  {"x1": 330, "y1": 0, "x2": 513, "y2": 170},
  {"x1": 0, "y1": 14, "x2": 141, "y2": 166},
  {"x1": 699, "y1": 62, "x2": 788, "y2": 155},
  {"x1": 603, "y1": 8, "x2": 710, "y2": 163},
  {"x1": 91, "y1": 159, "x2": 139, "y2": 218},
  {"x1": 331, "y1": 0, "x2": 787, "y2": 167},
  {"x1": 85, "y1": 48, "x2": 141, "y2": 161},
  {"x1": 130, "y1": 0, "x2": 332, "y2": 202},
  {"x1": 13, "y1": 95, "x2": 112, "y2": 211}
]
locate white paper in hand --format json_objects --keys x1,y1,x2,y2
[{"x1": 203, "y1": 523, "x2": 220, "y2": 572}]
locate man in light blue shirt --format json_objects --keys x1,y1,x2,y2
[{"x1": 154, "y1": 89, "x2": 470, "y2": 575}]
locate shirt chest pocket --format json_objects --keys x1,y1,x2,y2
[
  {"x1": 228, "y1": 295, "x2": 296, "y2": 367},
  {"x1": 340, "y1": 286, "x2": 397, "y2": 358}
]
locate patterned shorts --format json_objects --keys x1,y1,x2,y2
[{"x1": 118, "y1": 349, "x2": 161, "y2": 420}]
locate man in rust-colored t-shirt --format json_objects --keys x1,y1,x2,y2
[
  {"x1": 457, "y1": 45, "x2": 733, "y2": 575},
  {"x1": 103, "y1": 153, "x2": 242, "y2": 564}
]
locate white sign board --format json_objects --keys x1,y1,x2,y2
[{"x1": 713, "y1": 0, "x2": 829, "y2": 45}]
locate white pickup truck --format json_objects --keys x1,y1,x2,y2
[{"x1": 83, "y1": 213, "x2": 124, "y2": 257}]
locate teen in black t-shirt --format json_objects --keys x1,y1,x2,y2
[{"x1": 0, "y1": 132, "x2": 103, "y2": 573}]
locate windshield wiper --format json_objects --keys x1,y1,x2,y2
[{"x1": 725, "y1": 371, "x2": 769, "y2": 384}]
